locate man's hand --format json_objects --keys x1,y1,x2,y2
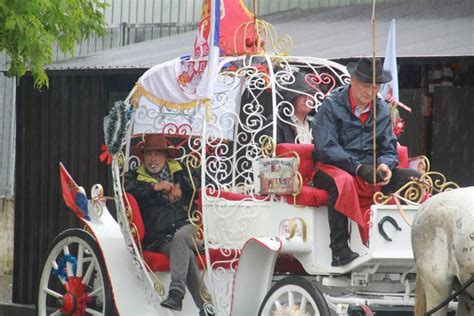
[
  {"x1": 356, "y1": 164, "x2": 385, "y2": 184},
  {"x1": 152, "y1": 181, "x2": 174, "y2": 192},
  {"x1": 168, "y1": 184, "x2": 182, "y2": 203},
  {"x1": 376, "y1": 164, "x2": 392, "y2": 186}
]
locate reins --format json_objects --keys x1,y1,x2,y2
[{"x1": 424, "y1": 275, "x2": 474, "y2": 315}]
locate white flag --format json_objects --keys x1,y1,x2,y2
[
  {"x1": 134, "y1": 0, "x2": 221, "y2": 109},
  {"x1": 196, "y1": 0, "x2": 221, "y2": 99},
  {"x1": 381, "y1": 19, "x2": 398, "y2": 101}
]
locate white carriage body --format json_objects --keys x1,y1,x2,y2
[
  {"x1": 39, "y1": 53, "x2": 439, "y2": 316},
  {"x1": 115, "y1": 54, "x2": 422, "y2": 315}
]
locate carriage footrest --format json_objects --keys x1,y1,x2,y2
[{"x1": 347, "y1": 306, "x2": 455, "y2": 316}]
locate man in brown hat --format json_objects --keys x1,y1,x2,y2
[
  {"x1": 311, "y1": 57, "x2": 419, "y2": 266},
  {"x1": 125, "y1": 134, "x2": 212, "y2": 315}
]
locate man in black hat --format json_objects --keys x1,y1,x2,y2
[
  {"x1": 124, "y1": 134, "x2": 213, "y2": 315},
  {"x1": 311, "y1": 57, "x2": 419, "y2": 266},
  {"x1": 274, "y1": 71, "x2": 316, "y2": 144}
]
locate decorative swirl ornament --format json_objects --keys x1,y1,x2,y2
[
  {"x1": 89, "y1": 184, "x2": 105, "y2": 218},
  {"x1": 260, "y1": 135, "x2": 275, "y2": 158},
  {"x1": 234, "y1": 19, "x2": 293, "y2": 56},
  {"x1": 419, "y1": 172, "x2": 460, "y2": 193},
  {"x1": 411, "y1": 155, "x2": 430, "y2": 175},
  {"x1": 374, "y1": 172, "x2": 460, "y2": 206},
  {"x1": 373, "y1": 179, "x2": 425, "y2": 205},
  {"x1": 278, "y1": 217, "x2": 307, "y2": 241}
]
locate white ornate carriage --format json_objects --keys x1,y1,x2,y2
[
  {"x1": 35, "y1": 2, "x2": 464, "y2": 311},
  {"x1": 36, "y1": 51, "x2": 459, "y2": 316}
]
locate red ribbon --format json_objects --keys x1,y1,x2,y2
[{"x1": 100, "y1": 144, "x2": 113, "y2": 165}]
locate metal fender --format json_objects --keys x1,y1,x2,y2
[
  {"x1": 230, "y1": 237, "x2": 282, "y2": 315},
  {"x1": 77, "y1": 196, "x2": 164, "y2": 315}
]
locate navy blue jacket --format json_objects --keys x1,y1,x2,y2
[{"x1": 312, "y1": 85, "x2": 398, "y2": 174}]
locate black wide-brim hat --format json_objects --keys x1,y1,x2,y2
[
  {"x1": 346, "y1": 57, "x2": 392, "y2": 84},
  {"x1": 282, "y1": 71, "x2": 316, "y2": 101}
]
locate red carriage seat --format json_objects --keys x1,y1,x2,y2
[
  {"x1": 125, "y1": 192, "x2": 306, "y2": 273},
  {"x1": 124, "y1": 192, "x2": 238, "y2": 272},
  {"x1": 397, "y1": 144, "x2": 409, "y2": 168},
  {"x1": 275, "y1": 143, "x2": 329, "y2": 207},
  {"x1": 275, "y1": 143, "x2": 411, "y2": 207}
]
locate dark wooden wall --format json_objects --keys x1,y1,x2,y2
[
  {"x1": 397, "y1": 89, "x2": 424, "y2": 157},
  {"x1": 14, "y1": 72, "x2": 140, "y2": 304},
  {"x1": 431, "y1": 86, "x2": 474, "y2": 187}
]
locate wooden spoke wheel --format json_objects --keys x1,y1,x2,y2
[
  {"x1": 258, "y1": 276, "x2": 331, "y2": 316},
  {"x1": 38, "y1": 229, "x2": 114, "y2": 316}
]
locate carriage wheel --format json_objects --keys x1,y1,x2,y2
[
  {"x1": 37, "y1": 229, "x2": 114, "y2": 316},
  {"x1": 258, "y1": 276, "x2": 331, "y2": 316}
]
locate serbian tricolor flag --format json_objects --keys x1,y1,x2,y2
[
  {"x1": 134, "y1": 0, "x2": 222, "y2": 108},
  {"x1": 59, "y1": 163, "x2": 90, "y2": 221},
  {"x1": 132, "y1": 0, "x2": 258, "y2": 109},
  {"x1": 194, "y1": 0, "x2": 221, "y2": 99},
  {"x1": 381, "y1": 19, "x2": 411, "y2": 113}
]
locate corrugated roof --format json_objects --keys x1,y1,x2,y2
[{"x1": 46, "y1": 0, "x2": 474, "y2": 71}]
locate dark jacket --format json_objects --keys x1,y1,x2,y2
[
  {"x1": 311, "y1": 84, "x2": 398, "y2": 174},
  {"x1": 267, "y1": 110, "x2": 313, "y2": 144},
  {"x1": 125, "y1": 160, "x2": 197, "y2": 247},
  {"x1": 277, "y1": 119, "x2": 298, "y2": 144}
]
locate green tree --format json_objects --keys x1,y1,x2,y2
[{"x1": 0, "y1": 0, "x2": 107, "y2": 88}]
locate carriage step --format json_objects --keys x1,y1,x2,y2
[{"x1": 347, "y1": 305, "x2": 455, "y2": 316}]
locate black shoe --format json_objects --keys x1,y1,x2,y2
[
  {"x1": 331, "y1": 247, "x2": 359, "y2": 266},
  {"x1": 161, "y1": 290, "x2": 183, "y2": 311}
]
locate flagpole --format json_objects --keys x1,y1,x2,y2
[
  {"x1": 253, "y1": 0, "x2": 260, "y2": 51},
  {"x1": 371, "y1": 0, "x2": 377, "y2": 187}
]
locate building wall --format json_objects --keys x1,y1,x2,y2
[
  {"x1": 431, "y1": 86, "x2": 474, "y2": 187},
  {"x1": 102, "y1": 0, "x2": 396, "y2": 26},
  {"x1": 14, "y1": 72, "x2": 140, "y2": 304},
  {"x1": 0, "y1": 73, "x2": 15, "y2": 280},
  {"x1": 0, "y1": 197, "x2": 14, "y2": 276},
  {"x1": 0, "y1": 73, "x2": 15, "y2": 198}
]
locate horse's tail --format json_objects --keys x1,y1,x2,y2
[{"x1": 414, "y1": 273, "x2": 426, "y2": 316}]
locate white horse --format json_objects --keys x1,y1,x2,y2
[{"x1": 412, "y1": 186, "x2": 474, "y2": 316}]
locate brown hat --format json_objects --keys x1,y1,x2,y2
[
  {"x1": 346, "y1": 57, "x2": 392, "y2": 84},
  {"x1": 134, "y1": 134, "x2": 180, "y2": 159}
]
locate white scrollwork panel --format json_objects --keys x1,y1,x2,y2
[
  {"x1": 273, "y1": 55, "x2": 350, "y2": 145},
  {"x1": 199, "y1": 55, "x2": 350, "y2": 314},
  {"x1": 117, "y1": 55, "x2": 350, "y2": 314}
]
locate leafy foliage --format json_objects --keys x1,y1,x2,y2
[{"x1": 0, "y1": 0, "x2": 107, "y2": 88}]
